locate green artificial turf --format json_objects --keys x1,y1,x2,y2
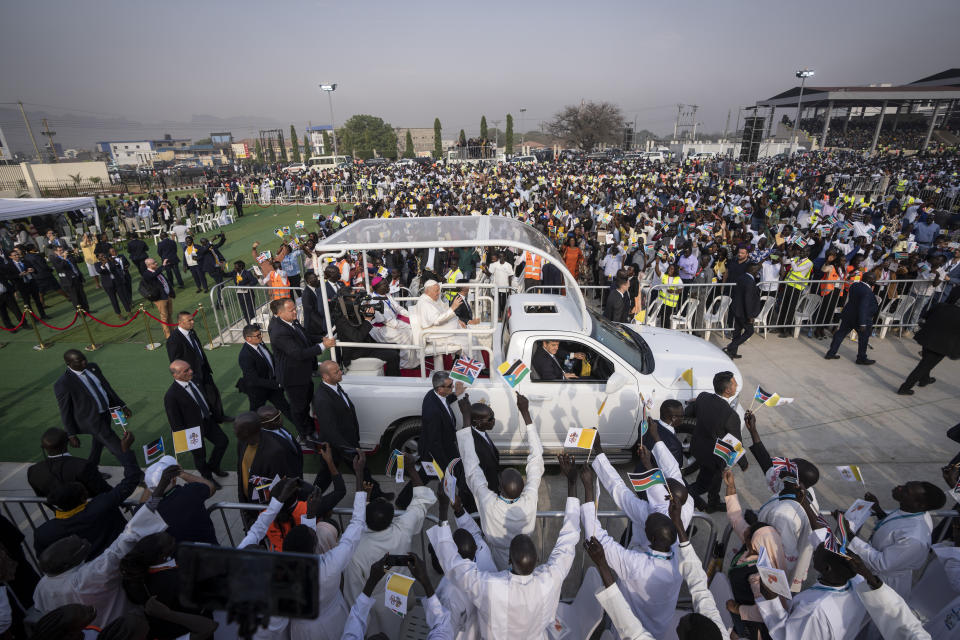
[{"x1": 0, "y1": 202, "x2": 349, "y2": 469}]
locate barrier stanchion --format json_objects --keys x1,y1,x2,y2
[
  {"x1": 78, "y1": 307, "x2": 100, "y2": 352},
  {"x1": 140, "y1": 304, "x2": 161, "y2": 351},
  {"x1": 27, "y1": 306, "x2": 46, "y2": 351},
  {"x1": 197, "y1": 302, "x2": 217, "y2": 350}
]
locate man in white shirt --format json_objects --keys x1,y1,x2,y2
[
  {"x1": 456, "y1": 392, "x2": 544, "y2": 570},
  {"x1": 488, "y1": 253, "x2": 515, "y2": 313},
  {"x1": 412, "y1": 279, "x2": 468, "y2": 353},
  {"x1": 600, "y1": 246, "x2": 625, "y2": 283},
  {"x1": 428, "y1": 455, "x2": 581, "y2": 639}
]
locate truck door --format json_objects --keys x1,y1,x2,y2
[{"x1": 519, "y1": 335, "x2": 641, "y2": 449}]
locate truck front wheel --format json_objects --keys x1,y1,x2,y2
[{"x1": 389, "y1": 419, "x2": 422, "y2": 456}]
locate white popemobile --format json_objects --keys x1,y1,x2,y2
[{"x1": 314, "y1": 216, "x2": 741, "y2": 463}]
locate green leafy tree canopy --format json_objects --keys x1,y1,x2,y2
[{"x1": 339, "y1": 114, "x2": 398, "y2": 160}]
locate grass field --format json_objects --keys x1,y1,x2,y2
[{"x1": 0, "y1": 201, "x2": 347, "y2": 468}]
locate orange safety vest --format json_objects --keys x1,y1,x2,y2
[
  {"x1": 337, "y1": 259, "x2": 351, "y2": 283},
  {"x1": 523, "y1": 252, "x2": 543, "y2": 280},
  {"x1": 819, "y1": 266, "x2": 840, "y2": 295},
  {"x1": 268, "y1": 270, "x2": 289, "y2": 300},
  {"x1": 266, "y1": 501, "x2": 307, "y2": 551}
]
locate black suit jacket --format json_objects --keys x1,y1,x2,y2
[
  {"x1": 95, "y1": 256, "x2": 132, "y2": 290},
  {"x1": 311, "y1": 383, "x2": 360, "y2": 452},
  {"x1": 731, "y1": 272, "x2": 762, "y2": 319},
  {"x1": 53, "y1": 363, "x2": 126, "y2": 437},
  {"x1": 636, "y1": 421, "x2": 685, "y2": 471},
  {"x1": 532, "y1": 346, "x2": 566, "y2": 381},
  {"x1": 840, "y1": 281, "x2": 879, "y2": 326},
  {"x1": 453, "y1": 294, "x2": 473, "y2": 324},
  {"x1": 268, "y1": 317, "x2": 325, "y2": 387},
  {"x1": 301, "y1": 285, "x2": 325, "y2": 338},
  {"x1": 197, "y1": 237, "x2": 226, "y2": 274},
  {"x1": 51, "y1": 255, "x2": 84, "y2": 286},
  {"x1": 237, "y1": 342, "x2": 281, "y2": 404},
  {"x1": 420, "y1": 391, "x2": 459, "y2": 468},
  {"x1": 27, "y1": 455, "x2": 112, "y2": 499},
  {"x1": 166, "y1": 328, "x2": 213, "y2": 384},
  {"x1": 163, "y1": 381, "x2": 214, "y2": 432},
  {"x1": 915, "y1": 303, "x2": 960, "y2": 359},
  {"x1": 127, "y1": 239, "x2": 149, "y2": 262},
  {"x1": 471, "y1": 429, "x2": 500, "y2": 493},
  {"x1": 143, "y1": 268, "x2": 174, "y2": 300},
  {"x1": 603, "y1": 289, "x2": 629, "y2": 323},
  {"x1": 685, "y1": 392, "x2": 745, "y2": 469},
  {"x1": 157, "y1": 238, "x2": 180, "y2": 264},
  {"x1": 254, "y1": 429, "x2": 304, "y2": 479}
]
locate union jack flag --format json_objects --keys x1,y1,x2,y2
[
  {"x1": 450, "y1": 356, "x2": 483, "y2": 385},
  {"x1": 771, "y1": 457, "x2": 798, "y2": 479}
]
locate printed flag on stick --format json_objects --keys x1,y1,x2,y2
[
  {"x1": 442, "y1": 458, "x2": 460, "y2": 502},
  {"x1": 142, "y1": 437, "x2": 164, "y2": 465},
  {"x1": 110, "y1": 407, "x2": 127, "y2": 432},
  {"x1": 421, "y1": 459, "x2": 444, "y2": 480},
  {"x1": 844, "y1": 499, "x2": 874, "y2": 532},
  {"x1": 395, "y1": 452, "x2": 405, "y2": 483},
  {"x1": 713, "y1": 434, "x2": 745, "y2": 467},
  {"x1": 172, "y1": 427, "x2": 203, "y2": 455},
  {"x1": 676, "y1": 368, "x2": 694, "y2": 387},
  {"x1": 770, "y1": 456, "x2": 798, "y2": 480},
  {"x1": 295, "y1": 220, "x2": 305, "y2": 229},
  {"x1": 836, "y1": 465, "x2": 864, "y2": 484},
  {"x1": 497, "y1": 359, "x2": 530, "y2": 388},
  {"x1": 628, "y1": 468, "x2": 666, "y2": 493},
  {"x1": 451, "y1": 356, "x2": 484, "y2": 385},
  {"x1": 564, "y1": 428, "x2": 597, "y2": 450},
  {"x1": 385, "y1": 573, "x2": 416, "y2": 616}
]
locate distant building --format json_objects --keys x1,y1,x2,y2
[
  {"x1": 394, "y1": 127, "x2": 434, "y2": 157},
  {"x1": 96, "y1": 134, "x2": 191, "y2": 166},
  {"x1": 307, "y1": 125, "x2": 333, "y2": 156},
  {"x1": 0, "y1": 126, "x2": 11, "y2": 161}
]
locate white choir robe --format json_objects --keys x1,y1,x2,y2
[
  {"x1": 33, "y1": 507, "x2": 167, "y2": 630},
  {"x1": 426, "y1": 511, "x2": 498, "y2": 640},
  {"x1": 847, "y1": 510, "x2": 932, "y2": 600},
  {"x1": 428, "y1": 497, "x2": 581, "y2": 640},
  {"x1": 370, "y1": 293, "x2": 417, "y2": 368},
  {"x1": 412, "y1": 293, "x2": 469, "y2": 352},
  {"x1": 581, "y1": 501, "x2": 682, "y2": 639},
  {"x1": 758, "y1": 495, "x2": 813, "y2": 592},
  {"x1": 457, "y1": 423, "x2": 544, "y2": 570},
  {"x1": 756, "y1": 578, "x2": 867, "y2": 640},
  {"x1": 592, "y1": 443, "x2": 693, "y2": 551},
  {"x1": 762, "y1": 466, "x2": 821, "y2": 514},
  {"x1": 342, "y1": 486, "x2": 437, "y2": 639},
  {"x1": 342, "y1": 592, "x2": 454, "y2": 640},
  {"x1": 853, "y1": 581, "x2": 931, "y2": 640}
]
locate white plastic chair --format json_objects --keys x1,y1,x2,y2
[
  {"x1": 644, "y1": 298, "x2": 663, "y2": 326},
  {"x1": 549, "y1": 567, "x2": 604, "y2": 640},
  {"x1": 877, "y1": 294, "x2": 915, "y2": 339},
  {"x1": 792, "y1": 293, "x2": 821, "y2": 338},
  {"x1": 343, "y1": 357, "x2": 386, "y2": 376},
  {"x1": 670, "y1": 298, "x2": 699, "y2": 332},
  {"x1": 703, "y1": 295, "x2": 732, "y2": 342},
  {"x1": 409, "y1": 312, "x2": 460, "y2": 371},
  {"x1": 753, "y1": 295, "x2": 776, "y2": 338},
  {"x1": 906, "y1": 551, "x2": 956, "y2": 623}
]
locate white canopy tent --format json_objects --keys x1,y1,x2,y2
[{"x1": 0, "y1": 197, "x2": 99, "y2": 228}]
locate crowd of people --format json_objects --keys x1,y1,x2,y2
[{"x1": 0, "y1": 148, "x2": 958, "y2": 638}]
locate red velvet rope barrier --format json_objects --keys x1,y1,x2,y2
[
  {"x1": 0, "y1": 312, "x2": 27, "y2": 332},
  {"x1": 142, "y1": 308, "x2": 197, "y2": 327},
  {"x1": 82, "y1": 309, "x2": 141, "y2": 328},
  {"x1": 27, "y1": 309, "x2": 79, "y2": 330}
]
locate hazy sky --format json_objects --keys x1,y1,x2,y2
[{"x1": 1, "y1": 0, "x2": 958, "y2": 145}]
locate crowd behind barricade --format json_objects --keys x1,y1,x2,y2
[
  {"x1": 0, "y1": 150, "x2": 959, "y2": 639},
  {"x1": 792, "y1": 116, "x2": 937, "y2": 152}
]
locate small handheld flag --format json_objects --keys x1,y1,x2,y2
[
  {"x1": 754, "y1": 385, "x2": 773, "y2": 404},
  {"x1": 676, "y1": 368, "x2": 694, "y2": 387},
  {"x1": 274, "y1": 227, "x2": 285, "y2": 238},
  {"x1": 385, "y1": 449, "x2": 401, "y2": 478},
  {"x1": 172, "y1": 427, "x2": 203, "y2": 454},
  {"x1": 395, "y1": 452, "x2": 405, "y2": 483},
  {"x1": 110, "y1": 407, "x2": 127, "y2": 432},
  {"x1": 312, "y1": 213, "x2": 321, "y2": 220},
  {"x1": 497, "y1": 359, "x2": 530, "y2": 388},
  {"x1": 385, "y1": 572, "x2": 416, "y2": 616},
  {"x1": 763, "y1": 393, "x2": 793, "y2": 407},
  {"x1": 142, "y1": 437, "x2": 164, "y2": 465},
  {"x1": 836, "y1": 465, "x2": 864, "y2": 484},
  {"x1": 757, "y1": 565, "x2": 793, "y2": 599},
  {"x1": 564, "y1": 428, "x2": 597, "y2": 450},
  {"x1": 256, "y1": 250, "x2": 272, "y2": 263},
  {"x1": 771, "y1": 456, "x2": 798, "y2": 480},
  {"x1": 451, "y1": 356, "x2": 484, "y2": 385},
  {"x1": 282, "y1": 226, "x2": 291, "y2": 236},
  {"x1": 714, "y1": 434, "x2": 745, "y2": 467},
  {"x1": 843, "y1": 498, "x2": 874, "y2": 531},
  {"x1": 639, "y1": 418, "x2": 648, "y2": 439},
  {"x1": 442, "y1": 458, "x2": 460, "y2": 502},
  {"x1": 295, "y1": 220, "x2": 305, "y2": 229},
  {"x1": 421, "y1": 459, "x2": 444, "y2": 480},
  {"x1": 628, "y1": 468, "x2": 666, "y2": 493}
]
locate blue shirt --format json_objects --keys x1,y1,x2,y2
[
  {"x1": 281, "y1": 249, "x2": 302, "y2": 276},
  {"x1": 914, "y1": 221, "x2": 940, "y2": 245}
]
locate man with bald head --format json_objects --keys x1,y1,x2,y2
[
  {"x1": 466, "y1": 400, "x2": 501, "y2": 493},
  {"x1": 163, "y1": 359, "x2": 228, "y2": 489},
  {"x1": 456, "y1": 391, "x2": 543, "y2": 570}
]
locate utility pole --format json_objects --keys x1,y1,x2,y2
[
  {"x1": 723, "y1": 109, "x2": 731, "y2": 140},
  {"x1": 689, "y1": 106, "x2": 699, "y2": 142},
  {"x1": 674, "y1": 104, "x2": 683, "y2": 140},
  {"x1": 18, "y1": 101, "x2": 42, "y2": 161},
  {"x1": 492, "y1": 119, "x2": 501, "y2": 149},
  {"x1": 41, "y1": 119, "x2": 58, "y2": 162}
]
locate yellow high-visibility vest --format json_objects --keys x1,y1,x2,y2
[
  {"x1": 785, "y1": 258, "x2": 812, "y2": 290},
  {"x1": 659, "y1": 274, "x2": 681, "y2": 307}
]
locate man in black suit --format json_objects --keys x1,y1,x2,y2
[
  {"x1": 464, "y1": 400, "x2": 500, "y2": 493},
  {"x1": 142, "y1": 258, "x2": 175, "y2": 339},
  {"x1": 301, "y1": 273, "x2": 326, "y2": 342},
  {"x1": 311, "y1": 265, "x2": 343, "y2": 340},
  {"x1": 310, "y1": 360, "x2": 385, "y2": 498},
  {"x1": 53, "y1": 349, "x2": 130, "y2": 466},
  {"x1": 7, "y1": 248, "x2": 47, "y2": 318},
  {"x1": 166, "y1": 310, "x2": 230, "y2": 423},
  {"x1": 825, "y1": 270, "x2": 879, "y2": 365},
  {"x1": 28, "y1": 428, "x2": 112, "y2": 499},
  {"x1": 50, "y1": 247, "x2": 89, "y2": 311},
  {"x1": 0, "y1": 252, "x2": 23, "y2": 331},
  {"x1": 232, "y1": 260, "x2": 258, "y2": 324},
  {"x1": 898, "y1": 302, "x2": 960, "y2": 395},
  {"x1": 531, "y1": 340, "x2": 586, "y2": 380},
  {"x1": 255, "y1": 405, "x2": 303, "y2": 479},
  {"x1": 685, "y1": 371, "x2": 748, "y2": 512},
  {"x1": 724, "y1": 262, "x2": 762, "y2": 359},
  {"x1": 163, "y1": 359, "x2": 228, "y2": 487},
  {"x1": 197, "y1": 233, "x2": 226, "y2": 306},
  {"x1": 157, "y1": 231, "x2": 184, "y2": 288},
  {"x1": 451, "y1": 285, "x2": 480, "y2": 327},
  {"x1": 268, "y1": 297, "x2": 335, "y2": 441},
  {"x1": 634, "y1": 399, "x2": 685, "y2": 472},
  {"x1": 420, "y1": 371, "x2": 466, "y2": 470},
  {"x1": 95, "y1": 252, "x2": 133, "y2": 317},
  {"x1": 126, "y1": 232, "x2": 149, "y2": 275},
  {"x1": 234, "y1": 189, "x2": 245, "y2": 218},
  {"x1": 602, "y1": 277, "x2": 630, "y2": 323},
  {"x1": 236, "y1": 323, "x2": 292, "y2": 420}
]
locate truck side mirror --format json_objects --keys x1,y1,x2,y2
[{"x1": 604, "y1": 370, "x2": 629, "y2": 395}]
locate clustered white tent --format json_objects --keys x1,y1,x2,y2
[{"x1": 0, "y1": 197, "x2": 99, "y2": 228}]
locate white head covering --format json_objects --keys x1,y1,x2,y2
[
  {"x1": 145, "y1": 455, "x2": 178, "y2": 489},
  {"x1": 423, "y1": 279, "x2": 439, "y2": 289}
]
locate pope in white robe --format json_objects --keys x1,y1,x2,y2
[{"x1": 412, "y1": 279, "x2": 470, "y2": 353}]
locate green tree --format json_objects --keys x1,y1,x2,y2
[
  {"x1": 267, "y1": 141, "x2": 276, "y2": 163},
  {"x1": 303, "y1": 134, "x2": 311, "y2": 159},
  {"x1": 338, "y1": 114, "x2": 399, "y2": 160},
  {"x1": 480, "y1": 116, "x2": 488, "y2": 140},
  {"x1": 546, "y1": 101, "x2": 625, "y2": 151},
  {"x1": 322, "y1": 131, "x2": 331, "y2": 154},
  {"x1": 290, "y1": 125, "x2": 301, "y2": 162},
  {"x1": 403, "y1": 131, "x2": 415, "y2": 158},
  {"x1": 505, "y1": 114, "x2": 514, "y2": 155},
  {"x1": 458, "y1": 129, "x2": 467, "y2": 146},
  {"x1": 278, "y1": 135, "x2": 287, "y2": 162},
  {"x1": 433, "y1": 118, "x2": 442, "y2": 159},
  {"x1": 254, "y1": 139, "x2": 264, "y2": 163}
]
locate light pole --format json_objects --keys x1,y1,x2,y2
[
  {"x1": 519, "y1": 108, "x2": 527, "y2": 149},
  {"x1": 793, "y1": 69, "x2": 814, "y2": 152},
  {"x1": 320, "y1": 83, "x2": 339, "y2": 157}
]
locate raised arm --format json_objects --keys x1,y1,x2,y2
[
  {"x1": 456, "y1": 427, "x2": 495, "y2": 503},
  {"x1": 591, "y1": 447, "x2": 652, "y2": 526}
]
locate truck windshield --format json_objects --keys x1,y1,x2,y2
[{"x1": 588, "y1": 309, "x2": 654, "y2": 375}]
